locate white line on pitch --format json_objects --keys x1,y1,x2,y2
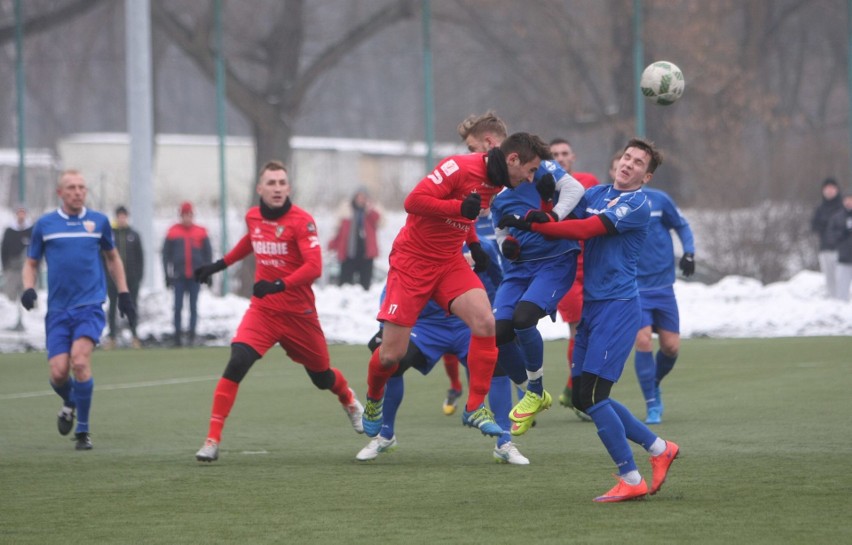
[{"x1": 0, "y1": 375, "x2": 221, "y2": 400}]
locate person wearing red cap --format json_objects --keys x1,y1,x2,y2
[{"x1": 162, "y1": 201, "x2": 211, "y2": 346}]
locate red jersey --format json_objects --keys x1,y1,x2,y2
[
  {"x1": 224, "y1": 204, "x2": 321, "y2": 315},
  {"x1": 572, "y1": 171, "x2": 600, "y2": 190},
  {"x1": 394, "y1": 153, "x2": 504, "y2": 262}
]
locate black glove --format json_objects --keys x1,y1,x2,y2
[
  {"x1": 194, "y1": 259, "x2": 227, "y2": 285},
  {"x1": 524, "y1": 210, "x2": 559, "y2": 223},
  {"x1": 165, "y1": 277, "x2": 173, "y2": 289},
  {"x1": 21, "y1": 288, "x2": 37, "y2": 310},
  {"x1": 118, "y1": 292, "x2": 138, "y2": 329},
  {"x1": 535, "y1": 173, "x2": 556, "y2": 202},
  {"x1": 468, "y1": 242, "x2": 490, "y2": 273},
  {"x1": 253, "y1": 279, "x2": 285, "y2": 298},
  {"x1": 497, "y1": 214, "x2": 532, "y2": 231},
  {"x1": 501, "y1": 236, "x2": 521, "y2": 261},
  {"x1": 679, "y1": 253, "x2": 695, "y2": 277},
  {"x1": 460, "y1": 193, "x2": 482, "y2": 220}
]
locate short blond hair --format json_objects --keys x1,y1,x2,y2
[{"x1": 457, "y1": 111, "x2": 508, "y2": 141}]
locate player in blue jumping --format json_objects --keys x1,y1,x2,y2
[
  {"x1": 356, "y1": 209, "x2": 530, "y2": 464},
  {"x1": 633, "y1": 187, "x2": 695, "y2": 424},
  {"x1": 21, "y1": 170, "x2": 137, "y2": 450},
  {"x1": 499, "y1": 138, "x2": 680, "y2": 502},
  {"x1": 457, "y1": 112, "x2": 585, "y2": 436}
]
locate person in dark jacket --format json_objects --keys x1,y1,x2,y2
[
  {"x1": 827, "y1": 194, "x2": 852, "y2": 301},
  {"x1": 2, "y1": 204, "x2": 33, "y2": 330},
  {"x1": 162, "y1": 201, "x2": 211, "y2": 346},
  {"x1": 104, "y1": 206, "x2": 144, "y2": 349},
  {"x1": 810, "y1": 178, "x2": 844, "y2": 298}
]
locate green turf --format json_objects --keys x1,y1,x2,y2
[{"x1": 1, "y1": 337, "x2": 851, "y2": 544}]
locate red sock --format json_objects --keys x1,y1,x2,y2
[
  {"x1": 465, "y1": 335, "x2": 498, "y2": 411},
  {"x1": 367, "y1": 348, "x2": 398, "y2": 400},
  {"x1": 443, "y1": 354, "x2": 463, "y2": 392},
  {"x1": 566, "y1": 338, "x2": 575, "y2": 389},
  {"x1": 208, "y1": 377, "x2": 239, "y2": 443},
  {"x1": 329, "y1": 367, "x2": 353, "y2": 404}
]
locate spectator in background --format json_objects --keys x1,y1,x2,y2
[
  {"x1": 828, "y1": 194, "x2": 852, "y2": 301},
  {"x1": 163, "y1": 201, "x2": 211, "y2": 346},
  {"x1": 2, "y1": 204, "x2": 33, "y2": 331},
  {"x1": 328, "y1": 187, "x2": 382, "y2": 290},
  {"x1": 104, "y1": 206, "x2": 144, "y2": 350},
  {"x1": 811, "y1": 178, "x2": 843, "y2": 298}
]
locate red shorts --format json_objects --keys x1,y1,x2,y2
[
  {"x1": 378, "y1": 250, "x2": 484, "y2": 327},
  {"x1": 232, "y1": 305, "x2": 330, "y2": 372},
  {"x1": 557, "y1": 276, "x2": 583, "y2": 324}
]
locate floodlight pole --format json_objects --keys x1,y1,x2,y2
[
  {"x1": 848, "y1": 0, "x2": 852, "y2": 186},
  {"x1": 215, "y1": 0, "x2": 229, "y2": 294},
  {"x1": 125, "y1": 0, "x2": 155, "y2": 290},
  {"x1": 421, "y1": 0, "x2": 435, "y2": 170},
  {"x1": 15, "y1": 0, "x2": 26, "y2": 203},
  {"x1": 633, "y1": 0, "x2": 646, "y2": 138}
]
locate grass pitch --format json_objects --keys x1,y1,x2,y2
[{"x1": 1, "y1": 336, "x2": 851, "y2": 544}]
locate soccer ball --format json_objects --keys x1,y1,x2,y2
[{"x1": 640, "y1": 61, "x2": 685, "y2": 105}]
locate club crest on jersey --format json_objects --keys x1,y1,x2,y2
[
  {"x1": 83, "y1": 220, "x2": 95, "y2": 233},
  {"x1": 440, "y1": 159, "x2": 459, "y2": 177},
  {"x1": 614, "y1": 203, "x2": 631, "y2": 219},
  {"x1": 275, "y1": 225, "x2": 285, "y2": 238},
  {"x1": 306, "y1": 222, "x2": 316, "y2": 233}
]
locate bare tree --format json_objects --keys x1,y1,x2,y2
[
  {"x1": 152, "y1": 0, "x2": 418, "y2": 175},
  {"x1": 0, "y1": 0, "x2": 109, "y2": 43}
]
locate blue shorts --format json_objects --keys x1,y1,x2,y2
[
  {"x1": 493, "y1": 254, "x2": 576, "y2": 321},
  {"x1": 45, "y1": 304, "x2": 106, "y2": 359},
  {"x1": 408, "y1": 317, "x2": 470, "y2": 375},
  {"x1": 572, "y1": 298, "x2": 641, "y2": 383},
  {"x1": 638, "y1": 286, "x2": 680, "y2": 333}
]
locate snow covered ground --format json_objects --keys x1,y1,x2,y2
[{"x1": 1, "y1": 269, "x2": 849, "y2": 353}]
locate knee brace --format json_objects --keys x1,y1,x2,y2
[
  {"x1": 513, "y1": 301, "x2": 544, "y2": 331},
  {"x1": 575, "y1": 372, "x2": 614, "y2": 412},
  {"x1": 367, "y1": 328, "x2": 383, "y2": 353},
  {"x1": 306, "y1": 368, "x2": 336, "y2": 390},
  {"x1": 222, "y1": 343, "x2": 261, "y2": 383},
  {"x1": 495, "y1": 319, "x2": 516, "y2": 346}
]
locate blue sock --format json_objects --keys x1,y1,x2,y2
[
  {"x1": 655, "y1": 351, "x2": 678, "y2": 385},
  {"x1": 587, "y1": 399, "x2": 638, "y2": 475},
  {"x1": 73, "y1": 378, "x2": 94, "y2": 433},
  {"x1": 608, "y1": 399, "x2": 658, "y2": 450},
  {"x1": 515, "y1": 325, "x2": 543, "y2": 395},
  {"x1": 634, "y1": 350, "x2": 656, "y2": 406},
  {"x1": 497, "y1": 340, "x2": 528, "y2": 386},
  {"x1": 487, "y1": 375, "x2": 513, "y2": 447},
  {"x1": 51, "y1": 378, "x2": 75, "y2": 408},
  {"x1": 380, "y1": 376, "x2": 404, "y2": 440}
]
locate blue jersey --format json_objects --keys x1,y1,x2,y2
[
  {"x1": 491, "y1": 161, "x2": 580, "y2": 262},
  {"x1": 637, "y1": 188, "x2": 695, "y2": 290},
  {"x1": 575, "y1": 185, "x2": 650, "y2": 301},
  {"x1": 465, "y1": 213, "x2": 503, "y2": 300},
  {"x1": 28, "y1": 207, "x2": 115, "y2": 311}
]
